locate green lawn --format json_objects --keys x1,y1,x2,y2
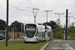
[{"x1": 0, "y1": 41, "x2": 47, "y2": 50}]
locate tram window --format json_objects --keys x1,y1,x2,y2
[
  {"x1": 25, "y1": 24, "x2": 36, "y2": 37},
  {"x1": 35, "y1": 30, "x2": 38, "y2": 37},
  {"x1": 26, "y1": 28, "x2": 35, "y2": 31},
  {"x1": 35, "y1": 33, "x2": 38, "y2": 37},
  {"x1": 26, "y1": 31, "x2": 35, "y2": 37}
]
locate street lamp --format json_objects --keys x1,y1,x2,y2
[
  {"x1": 44, "y1": 10, "x2": 53, "y2": 22},
  {"x1": 32, "y1": 8, "x2": 39, "y2": 23}
]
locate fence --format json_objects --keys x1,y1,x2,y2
[{"x1": 9, "y1": 32, "x2": 24, "y2": 39}]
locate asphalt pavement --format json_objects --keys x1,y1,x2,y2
[{"x1": 45, "y1": 40, "x2": 75, "y2": 50}]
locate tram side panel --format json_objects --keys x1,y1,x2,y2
[
  {"x1": 38, "y1": 32, "x2": 42, "y2": 41},
  {"x1": 37, "y1": 26, "x2": 43, "y2": 41},
  {"x1": 46, "y1": 26, "x2": 52, "y2": 41},
  {"x1": 37, "y1": 26, "x2": 46, "y2": 41},
  {"x1": 42, "y1": 32, "x2": 45, "y2": 41}
]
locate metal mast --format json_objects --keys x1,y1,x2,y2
[
  {"x1": 68, "y1": 16, "x2": 73, "y2": 26},
  {"x1": 32, "y1": 8, "x2": 39, "y2": 23},
  {"x1": 44, "y1": 10, "x2": 53, "y2": 22},
  {"x1": 55, "y1": 13, "x2": 64, "y2": 25}
]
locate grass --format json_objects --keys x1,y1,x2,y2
[{"x1": 0, "y1": 41, "x2": 47, "y2": 50}]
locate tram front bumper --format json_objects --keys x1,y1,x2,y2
[{"x1": 24, "y1": 37, "x2": 38, "y2": 42}]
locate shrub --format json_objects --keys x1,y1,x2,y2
[{"x1": 53, "y1": 32, "x2": 63, "y2": 39}]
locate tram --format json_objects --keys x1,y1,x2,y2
[
  {"x1": 0, "y1": 30, "x2": 9, "y2": 40},
  {"x1": 23, "y1": 23, "x2": 52, "y2": 42},
  {"x1": 0, "y1": 30, "x2": 5, "y2": 40}
]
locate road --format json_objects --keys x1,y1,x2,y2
[{"x1": 45, "y1": 40, "x2": 75, "y2": 50}]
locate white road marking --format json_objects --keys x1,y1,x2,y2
[{"x1": 66, "y1": 43, "x2": 74, "y2": 50}]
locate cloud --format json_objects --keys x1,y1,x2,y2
[
  {"x1": 0, "y1": 0, "x2": 75, "y2": 26},
  {"x1": 0, "y1": 0, "x2": 6, "y2": 11},
  {"x1": 0, "y1": 0, "x2": 5, "y2": 5},
  {"x1": 9, "y1": 0, "x2": 24, "y2": 5},
  {"x1": 9, "y1": 16, "x2": 34, "y2": 25}
]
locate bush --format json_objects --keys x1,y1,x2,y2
[{"x1": 53, "y1": 32, "x2": 63, "y2": 39}]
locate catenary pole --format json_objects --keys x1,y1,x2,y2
[
  {"x1": 44, "y1": 10, "x2": 53, "y2": 41},
  {"x1": 32, "y1": 8, "x2": 39, "y2": 23},
  {"x1": 44, "y1": 10, "x2": 53, "y2": 22},
  {"x1": 6, "y1": 0, "x2": 9, "y2": 46},
  {"x1": 68, "y1": 16, "x2": 73, "y2": 26},
  {"x1": 66, "y1": 9, "x2": 68, "y2": 40},
  {"x1": 55, "y1": 13, "x2": 64, "y2": 25}
]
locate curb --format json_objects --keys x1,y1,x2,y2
[
  {"x1": 54, "y1": 40, "x2": 75, "y2": 43},
  {"x1": 40, "y1": 41, "x2": 52, "y2": 50}
]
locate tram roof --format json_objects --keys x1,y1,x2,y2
[{"x1": 24, "y1": 23, "x2": 52, "y2": 28}]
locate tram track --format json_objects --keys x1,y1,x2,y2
[
  {"x1": 20, "y1": 43, "x2": 34, "y2": 50},
  {"x1": 4, "y1": 43, "x2": 34, "y2": 50}
]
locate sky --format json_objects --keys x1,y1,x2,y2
[{"x1": 0, "y1": 0, "x2": 75, "y2": 26}]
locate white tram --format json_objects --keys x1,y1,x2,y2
[{"x1": 24, "y1": 23, "x2": 52, "y2": 42}]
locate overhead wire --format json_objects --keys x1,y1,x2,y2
[
  {"x1": 50, "y1": 0, "x2": 75, "y2": 7},
  {"x1": 0, "y1": 0, "x2": 32, "y2": 12},
  {"x1": 9, "y1": 5, "x2": 33, "y2": 13},
  {"x1": 1, "y1": 0, "x2": 75, "y2": 24},
  {"x1": 27, "y1": 0, "x2": 34, "y2": 8},
  {"x1": 51, "y1": 0, "x2": 68, "y2": 5},
  {"x1": 10, "y1": 5, "x2": 25, "y2": 11},
  {"x1": 50, "y1": 5, "x2": 75, "y2": 7},
  {"x1": 50, "y1": 0, "x2": 75, "y2": 16},
  {"x1": 8, "y1": 0, "x2": 35, "y2": 12},
  {"x1": 1, "y1": 0, "x2": 75, "y2": 16}
]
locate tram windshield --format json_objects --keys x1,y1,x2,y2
[{"x1": 25, "y1": 24, "x2": 36, "y2": 38}]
